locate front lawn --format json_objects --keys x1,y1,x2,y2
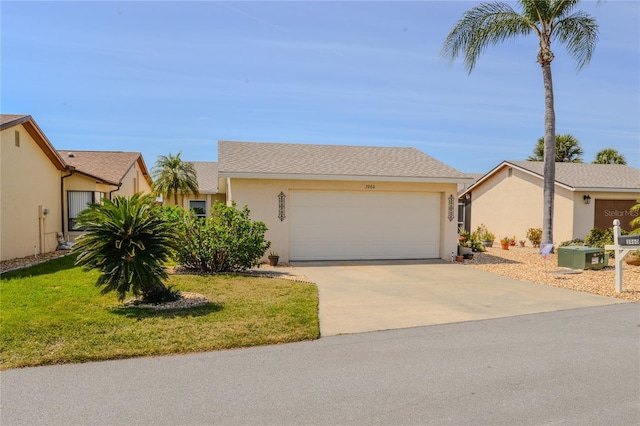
[{"x1": 0, "y1": 255, "x2": 319, "y2": 370}]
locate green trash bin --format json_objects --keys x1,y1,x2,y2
[{"x1": 557, "y1": 246, "x2": 606, "y2": 270}]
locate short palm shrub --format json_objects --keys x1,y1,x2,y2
[
  {"x1": 164, "y1": 202, "x2": 271, "y2": 273},
  {"x1": 72, "y1": 193, "x2": 179, "y2": 303}
]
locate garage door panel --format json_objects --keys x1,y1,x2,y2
[{"x1": 290, "y1": 190, "x2": 440, "y2": 260}]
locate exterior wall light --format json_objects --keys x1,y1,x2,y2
[{"x1": 583, "y1": 194, "x2": 591, "y2": 205}]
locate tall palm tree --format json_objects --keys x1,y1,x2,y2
[
  {"x1": 593, "y1": 148, "x2": 627, "y2": 165},
  {"x1": 152, "y1": 152, "x2": 199, "y2": 205},
  {"x1": 72, "y1": 194, "x2": 179, "y2": 302},
  {"x1": 527, "y1": 134, "x2": 584, "y2": 162},
  {"x1": 442, "y1": 0, "x2": 598, "y2": 248}
]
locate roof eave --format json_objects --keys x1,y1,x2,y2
[
  {"x1": 219, "y1": 172, "x2": 471, "y2": 184},
  {"x1": 13, "y1": 117, "x2": 68, "y2": 171}
]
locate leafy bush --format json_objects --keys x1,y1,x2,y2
[
  {"x1": 559, "y1": 238, "x2": 585, "y2": 247},
  {"x1": 73, "y1": 193, "x2": 180, "y2": 302},
  {"x1": 585, "y1": 227, "x2": 627, "y2": 258},
  {"x1": 526, "y1": 228, "x2": 542, "y2": 247},
  {"x1": 459, "y1": 227, "x2": 486, "y2": 252},
  {"x1": 171, "y1": 202, "x2": 271, "y2": 273}
]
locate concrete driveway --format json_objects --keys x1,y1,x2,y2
[{"x1": 291, "y1": 260, "x2": 625, "y2": 336}]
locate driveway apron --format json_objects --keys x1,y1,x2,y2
[{"x1": 291, "y1": 260, "x2": 625, "y2": 336}]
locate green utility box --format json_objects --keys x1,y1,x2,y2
[{"x1": 558, "y1": 246, "x2": 606, "y2": 270}]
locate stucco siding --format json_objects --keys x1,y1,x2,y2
[
  {"x1": 1, "y1": 125, "x2": 63, "y2": 260},
  {"x1": 227, "y1": 178, "x2": 459, "y2": 262},
  {"x1": 469, "y1": 167, "x2": 577, "y2": 244},
  {"x1": 469, "y1": 166, "x2": 640, "y2": 245}
]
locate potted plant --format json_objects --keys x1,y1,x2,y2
[
  {"x1": 510, "y1": 236, "x2": 517, "y2": 246},
  {"x1": 268, "y1": 251, "x2": 279, "y2": 267},
  {"x1": 500, "y1": 236, "x2": 510, "y2": 250},
  {"x1": 475, "y1": 224, "x2": 495, "y2": 248},
  {"x1": 518, "y1": 240, "x2": 526, "y2": 247}
]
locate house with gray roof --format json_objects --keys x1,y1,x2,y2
[
  {"x1": 218, "y1": 140, "x2": 472, "y2": 262},
  {"x1": 459, "y1": 161, "x2": 640, "y2": 245},
  {"x1": 167, "y1": 161, "x2": 226, "y2": 217}
]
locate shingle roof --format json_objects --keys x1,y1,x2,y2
[
  {"x1": 0, "y1": 114, "x2": 30, "y2": 129},
  {"x1": 218, "y1": 141, "x2": 468, "y2": 181},
  {"x1": 190, "y1": 161, "x2": 218, "y2": 193},
  {"x1": 57, "y1": 150, "x2": 150, "y2": 186},
  {"x1": 462, "y1": 161, "x2": 640, "y2": 196},
  {"x1": 507, "y1": 161, "x2": 640, "y2": 190}
]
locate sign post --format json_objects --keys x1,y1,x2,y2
[{"x1": 604, "y1": 219, "x2": 640, "y2": 293}]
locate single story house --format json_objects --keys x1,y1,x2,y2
[
  {"x1": 1, "y1": 115, "x2": 68, "y2": 260},
  {"x1": 217, "y1": 140, "x2": 472, "y2": 262},
  {"x1": 0, "y1": 114, "x2": 153, "y2": 261},
  {"x1": 162, "y1": 161, "x2": 226, "y2": 217},
  {"x1": 57, "y1": 150, "x2": 153, "y2": 240},
  {"x1": 459, "y1": 161, "x2": 640, "y2": 244}
]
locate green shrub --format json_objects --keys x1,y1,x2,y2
[
  {"x1": 526, "y1": 228, "x2": 542, "y2": 247},
  {"x1": 584, "y1": 227, "x2": 627, "y2": 258},
  {"x1": 73, "y1": 193, "x2": 180, "y2": 302},
  {"x1": 559, "y1": 238, "x2": 585, "y2": 247},
  {"x1": 173, "y1": 202, "x2": 271, "y2": 273}
]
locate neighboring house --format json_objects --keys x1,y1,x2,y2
[
  {"x1": 218, "y1": 141, "x2": 471, "y2": 262},
  {"x1": 459, "y1": 161, "x2": 640, "y2": 244},
  {"x1": 57, "y1": 150, "x2": 153, "y2": 240},
  {"x1": 0, "y1": 113, "x2": 154, "y2": 261},
  {"x1": 163, "y1": 161, "x2": 226, "y2": 217},
  {"x1": 1, "y1": 115, "x2": 68, "y2": 260}
]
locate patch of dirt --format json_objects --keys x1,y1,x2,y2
[
  {"x1": 0, "y1": 250, "x2": 71, "y2": 273},
  {"x1": 123, "y1": 292, "x2": 209, "y2": 310}
]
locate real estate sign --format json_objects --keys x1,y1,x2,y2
[{"x1": 594, "y1": 199, "x2": 638, "y2": 231}]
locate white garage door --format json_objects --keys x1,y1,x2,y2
[{"x1": 290, "y1": 190, "x2": 440, "y2": 260}]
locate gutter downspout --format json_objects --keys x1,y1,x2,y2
[
  {"x1": 226, "y1": 177, "x2": 232, "y2": 206},
  {"x1": 61, "y1": 166, "x2": 75, "y2": 239},
  {"x1": 109, "y1": 183, "x2": 122, "y2": 200}
]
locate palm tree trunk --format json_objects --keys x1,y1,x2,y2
[{"x1": 541, "y1": 62, "x2": 556, "y2": 250}]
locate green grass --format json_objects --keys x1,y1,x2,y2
[{"x1": 0, "y1": 255, "x2": 319, "y2": 370}]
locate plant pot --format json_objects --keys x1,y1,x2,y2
[
  {"x1": 482, "y1": 240, "x2": 493, "y2": 248},
  {"x1": 500, "y1": 242, "x2": 510, "y2": 250},
  {"x1": 268, "y1": 256, "x2": 279, "y2": 267},
  {"x1": 518, "y1": 241, "x2": 525, "y2": 247},
  {"x1": 455, "y1": 255, "x2": 464, "y2": 262},
  {"x1": 509, "y1": 241, "x2": 516, "y2": 246},
  {"x1": 459, "y1": 246, "x2": 473, "y2": 256},
  {"x1": 625, "y1": 253, "x2": 640, "y2": 266}
]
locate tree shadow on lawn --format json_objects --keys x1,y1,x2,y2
[{"x1": 109, "y1": 302, "x2": 224, "y2": 320}]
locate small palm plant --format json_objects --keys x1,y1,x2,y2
[{"x1": 72, "y1": 193, "x2": 179, "y2": 303}]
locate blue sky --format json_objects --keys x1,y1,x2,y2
[{"x1": 2, "y1": 1, "x2": 638, "y2": 173}]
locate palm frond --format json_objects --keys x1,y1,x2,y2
[
  {"x1": 554, "y1": 11, "x2": 599, "y2": 71},
  {"x1": 442, "y1": 2, "x2": 533, "y2": 74}
]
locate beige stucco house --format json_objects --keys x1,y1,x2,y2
[
  {"x1": 57, "y1": 150, "x2": 153, "y2": 241},
  {"x1": 0, "y1": 114, "x2": 153, "y2": 261},
  {"x1": 218, "y1": 141, "x2": 471, "y2": 262},
  {"x1": 1, "y1": 115, "x2": 69, "y2": 260},
  {"x1": 460, "y1": 161, "x2": 640, "y2": 245},
  {"x1": 161, "y1": 161, "x2": 226, "y2": 217}
]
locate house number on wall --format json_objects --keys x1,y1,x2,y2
[{"x1": 365, "y1": 184, "x2": 376, "y2": 190}]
